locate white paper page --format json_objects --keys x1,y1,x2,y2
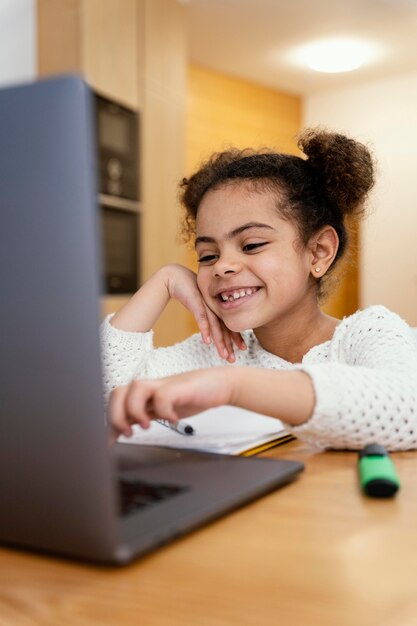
[{"x1": 118, "y1": 405, "x2": 288, "y2": 455}]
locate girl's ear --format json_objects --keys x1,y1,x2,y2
[{"x1": 308, "y1": 226, "x2": 339, "y2": 278}]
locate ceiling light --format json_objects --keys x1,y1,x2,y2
[{"x1": 291, "y1": 38, "x2": 379, "y2": 73}]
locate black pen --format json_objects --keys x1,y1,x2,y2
[{"x1": 155, "y1": 419, "x2": 195, "y2": 436}]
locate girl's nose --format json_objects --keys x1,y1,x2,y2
[{"x1": 213, "y1": 255, "x2": 242, "y2": 277}]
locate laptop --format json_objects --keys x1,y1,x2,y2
[{"x1": 0, "y1": 76, "x2": 304, "y2": 565}]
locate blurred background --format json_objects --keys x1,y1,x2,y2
[{"x1": 2, "y1": 0, "x2": 417, "y2": 344}]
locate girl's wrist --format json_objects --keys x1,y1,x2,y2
[
  {"x1": 153, "y1": 265, "x2": 173, "y2": 296},
  {"x1": 226, "y1": 367, "x2": 245, "y2": 407},
  {"x1": 223, "y1": 367, "x2": 315, "y2": 426},
  {"x1": 160, "y1": 263, "x2": 185, "y2": 299}
]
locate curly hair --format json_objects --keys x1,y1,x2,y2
[{"x1": 179, "y1": 128, "x2": 375, "y2": 293}]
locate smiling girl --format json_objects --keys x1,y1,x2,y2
[{"x1": 101, "y1": 129, "x2": 417, "y2": 450}]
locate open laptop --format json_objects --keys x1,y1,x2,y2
[{"x1": 0, "y1": 76, "x2": 304, "y2": 565}]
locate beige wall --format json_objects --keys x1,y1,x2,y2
[{"x1": 304, "y1": 71, "x2": 417, "y2": 326}]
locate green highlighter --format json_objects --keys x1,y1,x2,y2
[{"x1": 358, "y1": 443, "x2": 400, "y2": 498}]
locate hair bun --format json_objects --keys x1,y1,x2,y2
[{"x1": 297, "y1": 128, "x2": 375, "y2": 218}]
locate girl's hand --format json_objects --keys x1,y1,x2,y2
[
  {"x1": 108, "y1": 368, "x2": 234, "y2": 440},
  {"x1": 164, "y1": 264, "x2": 246, "y2": 362}
]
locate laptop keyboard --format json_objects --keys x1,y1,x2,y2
[{"x1": 118, "y1": 476, "x2": 188, "y2": 516}]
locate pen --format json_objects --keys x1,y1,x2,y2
[
  {"x1": 155, "y1": 419, "x2": 195, "y2": 436},
  {"x1": 358, "y1": 443, "x2": 400, "y2": 498}
]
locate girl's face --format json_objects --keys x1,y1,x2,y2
[{"x1": 195, "y1": 183, "x2": 315, "y2": 333}]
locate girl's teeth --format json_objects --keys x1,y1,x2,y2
[{"x1": 220, "y1": 287, "x2": 257, "y2": 302}]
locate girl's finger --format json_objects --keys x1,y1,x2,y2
[
  {"x1": 108, "y1": 386, "x2": 132, "y2": 437},
  {"x1": 231, "y1": 331, "x2": 247, "y2": 350},
  {"x1": 220, "y1": 323, "x2": 235, "y2": 363},
  {"x1": 193, "y1": 306, "x2": 211, "y2": 344},
  {"x1": 124, "y1": 381, "x2": 156, "y2": 429},
  {"x1": 151, "y1": 388, "x2": 179, "y2": 423},
  {"x1": 204, "y1": 304, "x2": 231, "y2": 361},
  {"x1": 184, "y1": 292, "x2": 211, "y2": 344}
]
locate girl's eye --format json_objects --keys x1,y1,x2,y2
[
  {"x1": 197, "y1": 254, "x2": 218, "y2": 264},
  {"x1": 243, "y1": 242, "x2": 267, "y2": 252}
]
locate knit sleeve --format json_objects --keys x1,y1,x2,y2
[
  {"x1": 290, "y1": 306, "x2": 417, "y2": 451},
  {"x1": 100, "y1": 313, "x2": 221, "y2": 401},
  {"x1": 100, "y1": 314, "x2": 154, "y2": 399}
]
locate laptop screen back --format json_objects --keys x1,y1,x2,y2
[{"x1": 0, "y1": 76, "x2": 119, "y2": 558}]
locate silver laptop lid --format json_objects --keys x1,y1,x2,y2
[{"x1": 0, "y1": 76, "x2": 119, "y2": 559}]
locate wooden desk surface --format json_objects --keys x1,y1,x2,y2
[{"x1": 1, "y1": 441, "x2": 417, "y2": 626}]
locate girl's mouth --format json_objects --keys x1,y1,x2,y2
[{"x1": 216, "y1": 286, "x2": 261, "y2": 308}]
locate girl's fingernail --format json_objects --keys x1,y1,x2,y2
[
  {"x1": 204, "y1": 336, "x2": 211, "y2": 344},
  {"x1": 228, "y1": 353, "x2": 235, "y2": 362},
  {"x1": 223, "y1": 348, "x2": 229, "y2": 358}
]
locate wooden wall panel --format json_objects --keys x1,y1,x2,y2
[
  {"x1": 187, "y1": 64, "x2": 302, "y2": 172},
  {"x1": 321, "y1": 223, "x2": 359, "y2": 318},
  {"x1": 81, "y1": 0, "x2": 139, "y2": 109},
  {"x1": 37, "y1": 0, "x2": 82, "y2": 76},
  {"x1": 140, "y1": 0, "x2": 189, "y2": 345}
]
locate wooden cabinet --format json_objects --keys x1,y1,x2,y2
[
  {"x1": 38, "y1": 0, "x2": 139, "y2": 109},
  {"x1": 37, "y1": 0, "x2": 191, "y2": 345}
]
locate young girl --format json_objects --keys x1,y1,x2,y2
[{"x1": 101, "y1": 129, "x2": 417, "y2": 451}]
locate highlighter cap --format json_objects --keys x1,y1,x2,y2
[
  {"x1": 358, "y1": 443, "x2": 400, "y2": 498},
  {"x1": 359, "y1": 443, "x2": 388, "y2": 459}
]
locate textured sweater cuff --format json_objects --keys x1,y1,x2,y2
[
  {"x1": 289, "y1": 364, "x2": 343, "y2": 447},
  {"x1": 100, "y1": 313, "x2": 154, "y2": 351}
]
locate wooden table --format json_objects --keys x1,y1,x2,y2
[{"x1": 1, "y1": 441, "x2": 417, "y2": 626}]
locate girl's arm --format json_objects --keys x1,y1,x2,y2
[{"x1": 108, "y1": 367, "x2": 315, "y2": 438}]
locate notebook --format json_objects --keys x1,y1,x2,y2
[
  {"x1": 0, "y1": 75, "x2": 304, "y2": 565},
  {"x1": 119, "y1": 406, "x2": 294, "y2": 456}
]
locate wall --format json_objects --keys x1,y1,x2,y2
[
  {"x1": 0, "y1": 0, "x2": 36, "y2": 87},
  {"x1": 304, "y1": 71, "x2": 417, "y2": 326},
  {"x1": 187, "y1": 64, "x2": 301, "y2": 170}
]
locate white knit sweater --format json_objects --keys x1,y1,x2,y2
[{"x1": 100, "y1": 305, "x2": 417, "y2": 451}]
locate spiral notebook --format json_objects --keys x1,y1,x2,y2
[{"x1": 118, "y1": 406, "x2": 294, "y2": 456}]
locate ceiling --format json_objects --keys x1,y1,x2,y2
[{"x1": 182, "y1": 0, "x2": 417, "y2": 95}]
